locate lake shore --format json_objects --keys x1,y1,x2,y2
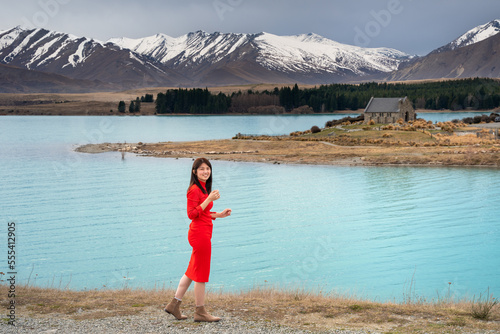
[
  {"x1": 76, "y1": 135, "x2": 500, "y2": 168},
  {"x1": 1, "y1": 285, "x2": 498, "y2": 334}
]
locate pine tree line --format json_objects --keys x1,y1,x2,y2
[
  {"x1": 155, "y1": 88, "x2": 231, "y2": 114},
  {"x1": 117, "y1": 94, "x2": 153, "y2": 113},
  {"x1": 153, "y1": 79, "x2": 500, "y2": 114},
  {"x1": 279, "y1": 78, "x2": 500, "y2": 112}
]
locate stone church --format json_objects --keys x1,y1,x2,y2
[{"x1": 363, "y1": 97, "x2": 415, "y2": 124}]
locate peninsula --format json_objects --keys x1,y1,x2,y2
[{"x1": 76, "y1": 120, "x2": 500, "y2": 168}]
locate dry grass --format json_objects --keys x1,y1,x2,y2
[{"x1": 1, "y1": 285, "x2": 499, "y2": 333}]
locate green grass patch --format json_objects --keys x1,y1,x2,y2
[
  {"x1": 345, "y1": 123, "x2": 382, "y2": 130},
  {"x1": 302, "y1": 128, "x2": 340, "y2": 137},
  {"x1": 447, "y1": 316, "x2": 467, "y2": 327},
  {"x1": 131, "y1": 303, "x2": 145, "y2": 307},
  {"x1": 349, "y1": 304, "x2": 364, "y2": 312}
]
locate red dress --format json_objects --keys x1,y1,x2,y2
[{"x1": 184, "y1": 181, "x2": 216, "y2": 283}]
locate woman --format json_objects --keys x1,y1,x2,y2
[{"x1": 165, "y1": 158, "x2": 231, "y2": 322}]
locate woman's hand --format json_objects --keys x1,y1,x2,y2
[
  {"x1": 207, "y1": 190, "x2": 220, "y2": 202},
  {"x1": 219, "y1": 208, "x2": 231, "y2": 218}
]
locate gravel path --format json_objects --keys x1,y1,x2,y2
[
  {"x1": 2, "y1": 309, "x2": 497, "y2": 333},
  {"x1": 474, "y1": 122, "x2": 500, "y2": 129},
  {"x1": 0, "y1": 308, "x2": 379, "y2": 334}
]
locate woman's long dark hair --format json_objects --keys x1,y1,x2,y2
[{"x1": 188, "y1": 157, "x2": 212, "y2": 194}]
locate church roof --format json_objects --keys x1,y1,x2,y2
[{"x1": 364, "y1": 97, "x2": 407, "y2": 113}]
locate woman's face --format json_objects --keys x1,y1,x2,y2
[{"x1": 195, "y1": 163, "x2": 211, "y2": 182}]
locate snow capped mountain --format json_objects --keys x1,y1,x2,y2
[
  {"x1": 108, "y1": 30, "x2": 411, "y2": 78},
  {"x1": 1, "y1": 26, "x2": 413, "y2": 89},
  {"x1": 253, "y1": 32, "x2": 410, "y2": 75},
  {"x1": 386, "y1": 20, "x2": 500, "y2": 81},
  {"x1": 2, "y1": 19, "x2": 498, "y2": 92},
  {"x1": 109, "y1": 31, "x2": 252, "y2": 66},
  {"x1": 0, "y1": 26, "x2": 102, "y2": 70},
  {"x1": 0, "y1": 26, "x2": 187, "y2": 88},
  {"x1": 434, "y1": 19, "x2": 500, "y2": 53},
  {"x1": 108, "y1": 33, "x2": 177, "y2": 61}
]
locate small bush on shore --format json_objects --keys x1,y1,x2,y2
[{"x1": 471, "y1": 288, "x2": 499, "y2": 320}]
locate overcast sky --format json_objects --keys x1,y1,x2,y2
[{"x1": 1, "y1": 0, "x2": 499, "y2": 55}]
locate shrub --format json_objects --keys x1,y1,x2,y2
[
  {"x1": 471, "y1": 288, "x2": 498, "y2": 320},
  {"x1": 311, "y1": 125, "x2": 321, "y2": 133},
  {"x1": 437, "y1": 121, "x2": 458, "y2": 133},
  {"x1": 324, "y1": 115, "x2": 364, "y2": 128},
  {"x1": 368, "y1": 119, "x2": 375, "y2": 125},
  {"x1": 413, "y1": 119, "x2": 432, "y2": 129}
]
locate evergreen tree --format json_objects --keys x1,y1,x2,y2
[
  {"x1": 135, "y1": 98, "x2": 141, "y2": 112},
  {"x1": 118, "y1": 101, "x2": 126, "y2": 113},
  {"x1": 292, "y1": 83, "x2": 300, "y2": 109}
]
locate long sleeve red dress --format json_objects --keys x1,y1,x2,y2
[{"x1": 184, "y1": 181, "x2": 216, "y2": 283}]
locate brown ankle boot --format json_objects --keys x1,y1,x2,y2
[
  {"x1": 165, "y1": 298, "x2": 187, "y2": 320},
  {"x1": 194, "y1": 305, "x2": 221, "y2": 322}
]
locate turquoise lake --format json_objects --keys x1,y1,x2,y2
[{"x1": 0, "y1": 113, "x2": 498, "y2": 302}]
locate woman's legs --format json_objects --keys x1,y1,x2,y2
[
  {"x1": 173, "y1": 275, "x2": 206, "y2": 306},
  {"x1": 174, "y1": 274, "x2": 206, "y2": 305},
  {"x1": 170, "y1": 275, "x2": 220, "y2": 322},
  {"x1": 194, "y1": 282, "x2": 205, "y2": 306},
  {"x1": 166, "y1": 274, "x2": 192, "y2": 320},
  {"x1": 174, "y1": 274, "x2": 192, "y2": 300},
  {"x1": 193, "y1": 282, "x2": 221, "y2": 322}
]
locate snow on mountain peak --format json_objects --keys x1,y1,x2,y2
[
  {"x1": 109, "y1": 30, "x2": 252, "y2": 65},
  {"x1": 106, "y1": 29, "x2": 411, "y2": 76},
  {"x1": 254, "y1": 31, "x2": 409, "y2": 74},
  {"x1": 108, "y1": 33, "x2": 175, "y2": 53},
  {"x1": 449, "y1": 19, "x2": 500, "y2": 50},
  {"x1": 0, "y1": 26, "x2": 105, "y2": 70},
  {"x1": 292, "y1": 32, "x2": 330, "y2": 43}
]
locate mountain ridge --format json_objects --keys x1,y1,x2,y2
[
  {"x1": 0, "y1": 20, "x2": 499, "y2": 93},
  {"x1": 0, "y1": 26, "x2": 412, "y2": 90},
  {"x1": 385, "y1": 29, "x2": 500, "y2": 81}
]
